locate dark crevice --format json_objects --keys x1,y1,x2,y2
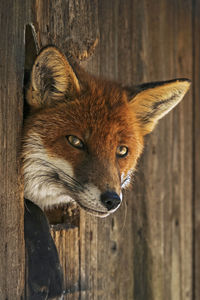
[{"x1": 23, "y1": 24, "x2": 38, "y2": 120}]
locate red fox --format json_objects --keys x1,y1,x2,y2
[{"x1": 22, "y1": 46, "x2": 191, "y2": 217}]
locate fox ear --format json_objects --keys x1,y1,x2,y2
[
  {"x1": 27, "y1": 46, "x2": 80, "y2": 108},
  {"x1": 128, "y1": 79, "x2": 191, "y2": 135}
]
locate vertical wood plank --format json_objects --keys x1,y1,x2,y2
[
  {"x1": 193, "y1": 0, "x2": 200, "y2": 299},
  {"x1": 173, "y1": 3, "x2": 193, "y2": 299},
  {"x1": 129, "y1": 1, "x2": 193, "y2": 299},
  {"x1": 0, "y1": 0, "x2": 25, "y2": 298},
  {"x1": 51, "y1": 228, "x2": 80, "y2": 299},
  {"x1": 131, "y1": 1, "x2": 193, "y2": 299}
]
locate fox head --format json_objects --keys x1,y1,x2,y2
[{"x1": 22, "y1": 46, "x2": 191, "y2": 217}]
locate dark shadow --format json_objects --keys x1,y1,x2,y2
[
  {"x1": 24, "y1": 199, "x2": 64, "y2": 299},
  {"x1": 23, "y1": 24, "x2": 38, "y2": 119}
]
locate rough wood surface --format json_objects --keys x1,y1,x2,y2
[
  {"x1": 193, "y1": 1, "x2": 200, "y2": 299},
  {"x1": 129, "y1": 1, "x2": 193, "y2": 299},
  {"x1": 0, "y1": 0, "x2": 25, "y2": 298}
]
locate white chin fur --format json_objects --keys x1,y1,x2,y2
[
  {"x1": 121, "y1": 171, "x2": 132, "y2": 189},
  {"x1": 23, "y1": 135, "x2": 121, "y2": 214},
  {"x1": 23, "y1": 135, "x2": 76, "y2": 209},
  {"x1": 23, "y1": 137, "x2": 107, "y2": 212},
  {"x1": 24, "y1": 156, "x2": 76, "y2": 209}
]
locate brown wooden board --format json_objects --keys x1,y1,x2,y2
[
  {"x1": 193, "y1": 1, "x2": 200, "y2": 299},
  {"x1": 129, "y1": 1, "x2": 193, "y2": 299},
  {"x1": 112, "y1": 1, "x2": 193, "y2": 299},
  {"x1": 0, "y1": 0, "x2": 25, "y2": 298}
]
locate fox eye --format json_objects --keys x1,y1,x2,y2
[
  {"x1": 66, "y1": 135, "x2": 84, "y2": 149},
  {"x1": 116, "y1": 145, "x2": 128, "y2": 158}
]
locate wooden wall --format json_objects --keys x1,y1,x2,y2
[
  {"x1": 0, "y1": 0, "x2": 25, "y2": 298},
  {"x1": 0, "y1": 0, "x2": 199, "y2": 299}
]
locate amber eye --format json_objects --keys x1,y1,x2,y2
[
  {"x1": 116, "y1": 145, "x2": 128, "y2": 158},
  {"x1": 66, "y1": 135, "x2": 84, "y2": 149}
]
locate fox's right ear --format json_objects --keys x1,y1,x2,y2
[{"x1": 26, "y1": 46, "x2": 80, "y2": 108}]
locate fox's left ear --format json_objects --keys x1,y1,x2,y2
[
  {"x1": 27, "y1": 46, "x2": 80, "y2": 108},
  {"x1": 128, "y1": 79, "x2": 191, "y2": 135}
]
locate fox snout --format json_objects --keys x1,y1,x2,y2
[
  {"x1": 73, "y1": 170, "x2": 122, "y2": 216},
  {"x1": 75, "y1": 182, "x2": 122, "y2": 217},
  {"x1": 100, "y1": 191, "x2": 121, "y2": 211},
  {"x1": 76, "y1": 184, "x2": 122, "y2": 217},
  {"x1": 73, "y1": 157, "x2": 123, "y2": 216}
]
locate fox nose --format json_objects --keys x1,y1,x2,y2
[{"x1": 100, "y1": 191, "x2": 121, "y2": 211}]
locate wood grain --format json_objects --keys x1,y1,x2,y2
[
  {"x1": 193, "y1": 1, "x2": 200, "y2": 299},
  {"x1": 131, "y1": 1, "x2": 193, "y2": 299},
  {"x1": 0, "y1": 0, "x2": 25, "y2": 298}
]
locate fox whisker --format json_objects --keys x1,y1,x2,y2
[
  {"x1": 119, "y1": 196, "x2": 127, "y2": 235},
  {"x1": 38, "y1": 159, "x2": 85, "y2": 191}
]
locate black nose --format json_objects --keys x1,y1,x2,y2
[{"x1": 100, "y1": 191, "x2": 121, "y2": 211}]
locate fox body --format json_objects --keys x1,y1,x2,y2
[{"x1": 22, "y1": 46, "x2": 190, "y2": 217}]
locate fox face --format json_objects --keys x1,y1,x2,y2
[{"x1": 22, "y1": 46, "x2": 190, "y2": 217}]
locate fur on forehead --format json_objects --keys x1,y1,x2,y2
[{"x1": 62, "y1": 80, "x2": 138, "y2": 134}]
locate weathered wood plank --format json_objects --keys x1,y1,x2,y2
[
  {"x1": 0, "y1": 0, "x2": 25, "y2": 298},
  {"x1": 129, "y1": 1, "x2": 193, "y2": 299},
  {"x1": 51, "y1": 228, "x2": 80, "y2": 299},
  {"x1": 173, "y1": 3, "x2": 193, "y2": 300},
  {"x1": 193, "y1": 1, "x2": 200, "y2": 299}
]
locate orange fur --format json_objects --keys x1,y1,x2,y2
[{"x1": 22, "y1": 46, "x2": 190, "y2": 215}]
